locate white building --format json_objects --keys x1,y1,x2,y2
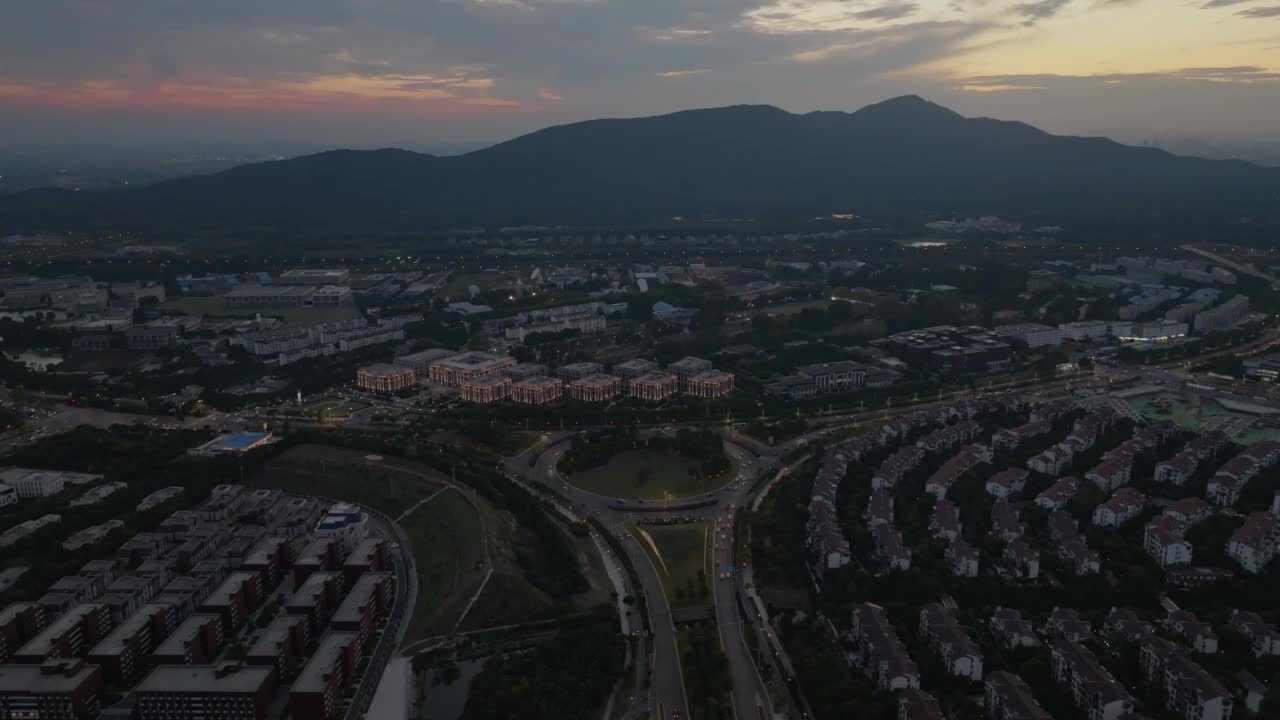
[
  {"x1": 0, "y1": 484, "x2": 17, "y2": 508},
  {"x1": 9, "y1": 470, "x2": 65, "y2": 498},
  {"x1": 995, "y1": 323, "x2": 1063, "y2": 349},
  {"x1": 315, "y1": 503, "x2": 369, "y2": 553}
]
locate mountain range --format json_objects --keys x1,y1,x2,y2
[{"x1": 3, "y1": 95, "x2": 1278, "y2": 235}]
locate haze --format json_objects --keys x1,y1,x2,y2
[{"x1": 3, "y1": 0, "x2": 1280, "y2": 152}]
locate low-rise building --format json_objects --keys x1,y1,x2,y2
[
  {"x1": 1165, "y1": 609, "x2": 1219, "y2": 654},
  {"x1": 511, "y1": 375, "x2": 563, "y2": 404},
  {"x1": 0, "y1": 659, "x2": 104, "y2": 720},
  {"x1": 568, "y1": 374, "x2": 621, "y2": 402},
  {"x1": 1048, "y1": 639, "x2": 1135, "y2": 720},
  {"x1": 246, "y1": 615, "x2": 311, "y2": 680},
  {"x1": 555, "y1": 361, "x2": 605, "y2": 383},
  {"x1": 1227, "y1": 511, "x2": 1278, "y2": 574},
  {"x1": 986, "y1": 468, "x2": 1029, "y2": 499},
  {"x1": 991, "y1": 608, "x2": 1038, "y2": 650},
  {"x1": 137, "y1": 662, "x2": 277, "y2": 720},
  {"x1": 995, "y1": 323, "x2": 1063, "y2": 349},
  {"x1": 149, "y1": 614, "x2": 223, "y2": 665},
  {"x1": 687, "y1": 369, "x2": 735, "y2": 399},
  {"x1": 1230, "y1": 610, "x2": 1280, "y2": 658},
  {"x1": 629, "y1": 372, "x2": 677, "y2": 401},
  {"x1": 984, "y1": 671, "x2": 1052, "y2": 720},
  {"x1": 1093, "y1": 487, "x2": 1146, "y2": 528},
  {"x1": 460, "y1": 373, "x2": 513, "y2": 403},
  {"x1": 1003, "y1": 540, "x2": 1039, "y2": 580},
  {"x1": 87, "y1": 603, "x2": 177, "y2": 684},
  {"x1": 1138, "y1": 637, "x2": 1233, "y2": 720},
  {"x1": 851, "y1": 604, "x2": 919, "y2": 691},
  {"x1": 429, "y1": 352, "x2": 517, "y2": 387},
  {"x1": 919, "y1": 603, "x2": 983, "y2": 680},
  {"x1": 946, "y1": 538, "x2": 980, "y2": 578},
  {"x1": 290, "y1": 632, "x2": 363, "y2": 720},
  {"x1": 668, "y1": 356, "x2": 713, "y2": 389},
  {"x1": 356, "y1": 364, "x2": 415, "y2": 394},
  {"x1": 898, "y1": 689, "x2": 946, "y2": 720},
  {"x1": 1035, "y1": 477, "x2": 1080, "y2": 510}
]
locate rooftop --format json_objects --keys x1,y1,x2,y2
[
  {"x1": 138, "y1": 663, "x2": 275, "y2": 694},
  {"x1": 0, "y1": 660, "x2": 101, "y2": 693},
  {"x1": 293, "y1": 632, "x2": 361, "y2": 693},
  {"x1": 430, "y1": 352, "x2": 514, "y2": 370}
]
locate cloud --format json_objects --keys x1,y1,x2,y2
[
  {"x1": 1237, "y1": 5, "x2": 1280, "y2": 16},
  {"x1": 656, "y1": 68, "x2": 711, "y2": 77},
  {"x1": 1009, "y1": 0, "x2": 1073, "y2": 25}
]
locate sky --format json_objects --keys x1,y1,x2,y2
[{"x1": 2, "y1": 0, "x2": 1280, "y2": 152}]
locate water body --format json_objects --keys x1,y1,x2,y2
[
  {"x1": 5, "y1": 348, "x2": 64, "y2": 371},
  {"x1": 419, "y1": 659, "x2": 487, "y2": 720}
]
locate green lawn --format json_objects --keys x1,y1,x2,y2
[
  {"x1": 565, "y1": 449, "x2": 733, "y2": 500},
  {"x1": 633, "y1": 521, "x2": 712, "y2": 609},
  {"x1": 161, "y1": 296, "x2": 360, "y2": 324},
  {"x1": 401, "y1": 490, "x2": 488, "y2": 645},
  {"x1": 298, "y1": 398, "x2": 370, "y2": 418}
]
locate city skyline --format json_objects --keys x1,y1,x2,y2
[{"x1": 3, "y1": 0, "x2": 1280, "y2": 150}]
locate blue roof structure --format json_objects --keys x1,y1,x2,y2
[{"x1": 219, "y1": 432, "x2": 271, "y2": 450}]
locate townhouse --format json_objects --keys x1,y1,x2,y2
[
  {"x1": 984, "y1": 671, "x2": 1053, "y2": 720},
  {"x1": 1034, "y1": 476, "x2": 1080, "y2": 510},
  {"x1": 1092, "y1": 488, "x2": 1147, "y2": 528},
  {"x1": 851, "y1": 604, "x2": 920, "y2": 691},
  {"x1": 1138, "y1": 637, "x2": 1233, "y2": 720},
  {"x1": 1230, "y1": 610, "x2": 1280, "y2": 658},
  {"x1": 1227, "y1": 512, "x2": 1279, "y2": 574},
  {"x1": 986, "y1": 468, "x2": 1029, "y2": 499},
  {"x1": 990, "y1": 608, "x2": 1038, "y2": 650},
  {"x1": 1165, "y1": 609, "x2": 1219, "y2": 654},
  {"x1": 919, "y1": 603, "x2": 983, "y2": 681},
  {"x1": 1048, "y1": 639, "x2": 1135, "y2": 720}
]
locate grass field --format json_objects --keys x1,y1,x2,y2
[
  {"x1": 298, "y1": 398, "x2": 370, "y2": 418},
  {"x1": 401, "y1": 490, "x2": 489, "y2": 644},
  {"x1": 633, "y1": 521, "x2": 711, "y2": 609},
  {"x1": 440, "y1": 272, "x2": 511, "y2": 299},
  {"x1": 566, "y1": 449, "x2": 733, "y2": 500},
  {"x1": 161, "y1": 296, "x2": 360, "y2": 324}
]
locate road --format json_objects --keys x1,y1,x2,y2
[
  {"x1": 1181, "y1": 244, "x2": 1280, "y2": 287},
  {"x1": 512, "y1": 432, "x2": 778, "y2": 720}
]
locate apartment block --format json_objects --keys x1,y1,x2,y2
[
  {"x1": 87, "y1": 603, "x2": 177, "y2": 684},
  {"x1": 286, "y1": 572, "x2": 345, "y2": 636},
  {"x1": 511, "y1": 376, "x2": 563, "y2": 405},
  {"x1": 247, "y1": 615, "x2": 312, "y2": 681},
  {"x1": 850, "y1": 604, "x2": 919, "y2": 691},
  {"x1": 0, "y1": 659, "x2": 104, "y2": 720},
  {"x1": 330, "y1": 573, "x2": 391, "y2": 649},
  {"x1": 687, "y1": 370, "x2": 735, "y2": 399},
  {"x1": 629, "y1": 372, "x2": 678, "y2": 401},
  {"x1": 460, "y1": 374, "x2": 513, "y2": 403},
  {"x1": 199, "y1": 572, "x2": 262, "y2": 633},
  {"x1": 149, "y1": 614, "x2": 224, "y2": 665},
  {"x1": 12, "y1": 603, "x2": 111, "y2": 664},
  {"x1": 289, "y1": 632, "x2": 363, "y2": 720},
  {"x1": 918, "y1": 603, "x2": 983, "y2": 680},
  {"x1": 136, "y1": 663, "x2": 278, "y2": 720},
  {"x1": 984, "y1": 671, "x2": 1052, "y2": 720},
  {"x1": 568, "y1": 374, "x2": 621, "y2": 402},
  {"x1": 1048, "y1": 639, "x2": 1135, "y2": 720}
]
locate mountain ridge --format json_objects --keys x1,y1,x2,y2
[{"x1": 1, "y1": 96, "x2": 1276, "y2": 234}]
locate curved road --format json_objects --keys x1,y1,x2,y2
[{"x1": 511, "y1": 433, "x2": 776, "y2": 720}]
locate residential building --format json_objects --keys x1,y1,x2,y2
[
  {"x1": 1049, "y1": 511, "x2": 1101, "y2": 576},
  {"x1": 993, "y1": 421, "x2": 1052, "y2": 452},
  {"x1": 991, "y1": 609, "x2": 1038, "y2": 650},
  {"x1": 1086, "y1": 457, "x2": 1132, "y2": 494},
  {"x1": 986, "y1": 468, "x2": 1029, "y2": 499},
  {"x1": 919, "y1": 603, "x2": 983, "y2": 680},
  {"x1": 356, "y1": 364, "x2": 415, "y2": 394},
  {"x1": 1138, "y1": 637, "x2": 1233, "y2": 720},
  {"x1": 0, "y1": 659, "x2": 104, "y2": 720},
  {"x1": 1027, "y1": 445, "x2": 1072, "y2": 476},
  {"x1": 1227, "y1": 512, "x2": 1279, "y2": 574},
  {"x1": 991, "y1": 500, "x2": 1023, "y2": 543},
  {"x1": 1048, "y1": 639, "x2": 1135, "y2": 720},
  {"x1": 330, "y1": 573, "x2": 391, "y2": 649},
  {"x1": 342, "y1": 538, "x2": 387, "y2": 585},
  {"x1": 0, "y1": 514, "x2": 62, "y2": 548},
  {"x1": 687, "y1": 370, "x2": 735, "y2": 399},
  {"x1": 568, "y1": 374, "x2": 621, "y2": 402},
  {"x1": 0, "y1": 604, "x2": 46, "y2": 663},
  {"x1": 923, "y1": 445, "x2": 985, "y2": 499},
  {"x1": 9, "y1": 471, "x2": 65, "y2": 499},
  {"x1": 1104, "y1": 608, "x2": 1154, "y2": 646},
  {"x1": 876, "y1": 446, "x2": 927, "y2": 491},
  {"x1": 1144, "y1": 517, "x2": 1193, "y2": 567},
  {"x1": 511, "y1": 376, "x2": 563, "y2": 405},
  {"x1": 1003, "y1": 540, "x2": 1039, "y2": 580},
  {"x1": 136, "y1": 663, "x2": 278, "y2": 720},
  {"x1": 946, "y1": 538, "x2": 980, "y2": 577},
  {"x1": 12, "y1": 603, "x2": 111, "y2": 664},
  {"x1": 1194, "y1": 294, "x2": 1249, "y2": 334},
  {"x1": 224, "y1": 284, "x2": 351, "y2": 308},
  {"x1": 315, "y1": 504, "x2": 368, "y2": 554},
  {"x1": 1093, "y1": 488, "x2": 1146, "y2": 528},
  {"x1": 1230, "y1": 610, "x2": 1280, "y2": 658},
  {"x1": 69, "y1": 482, "x2": 128, "y2": 508},
  {"x1": 1035, "y1": 477, "x2": 1080, "y2": 510},
  {"x1": 984, "y1": 671, "x2": 1052, "y2": 720},
  {"x1": 850, "y1": 604, "x2": 919, "y2": 691},
  {"x1": 931, "y1": 500, "x2": 961, "y2": 541},
  {"x1": 1058, "y1": 320, "x2": 1110, "y2": 340},
  {"x1": 1165, "y1": 610, "x2": 1219, "y2": 654},
  {"x1": 873, "y1": 525, "x2": 912, "y2": 571},
  {"x1": 290, "y1": 632, "x2": 363, "y2": 720},
  {"x1": 246, "y1": 615, "x2": 311, "y2": 681},
  {"x1": 898, "y1": 689, "x2": 946, "y2": 720},
  {"x1": 629, "y1": 372, "x2": 677, "y2": 401},
  {"x1": 149, "y1": 614, "x2": 223, "y2": 665},
  {"x1": 87, "y1": 603, "x2": 177, "y2": 684},
  {"x1": 286, "y1": 572, "x2": 345, "y2": 636},
  {"x1": 199, "y1": 572, "x2": 262, "y2": 632},
  {"x1": 1046, "y1": 608, "x2": 1095, "y2": 643}
]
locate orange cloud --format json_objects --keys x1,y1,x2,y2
[{"x1": 0, "y1": 72, "x2": 523, "y2": 115}]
